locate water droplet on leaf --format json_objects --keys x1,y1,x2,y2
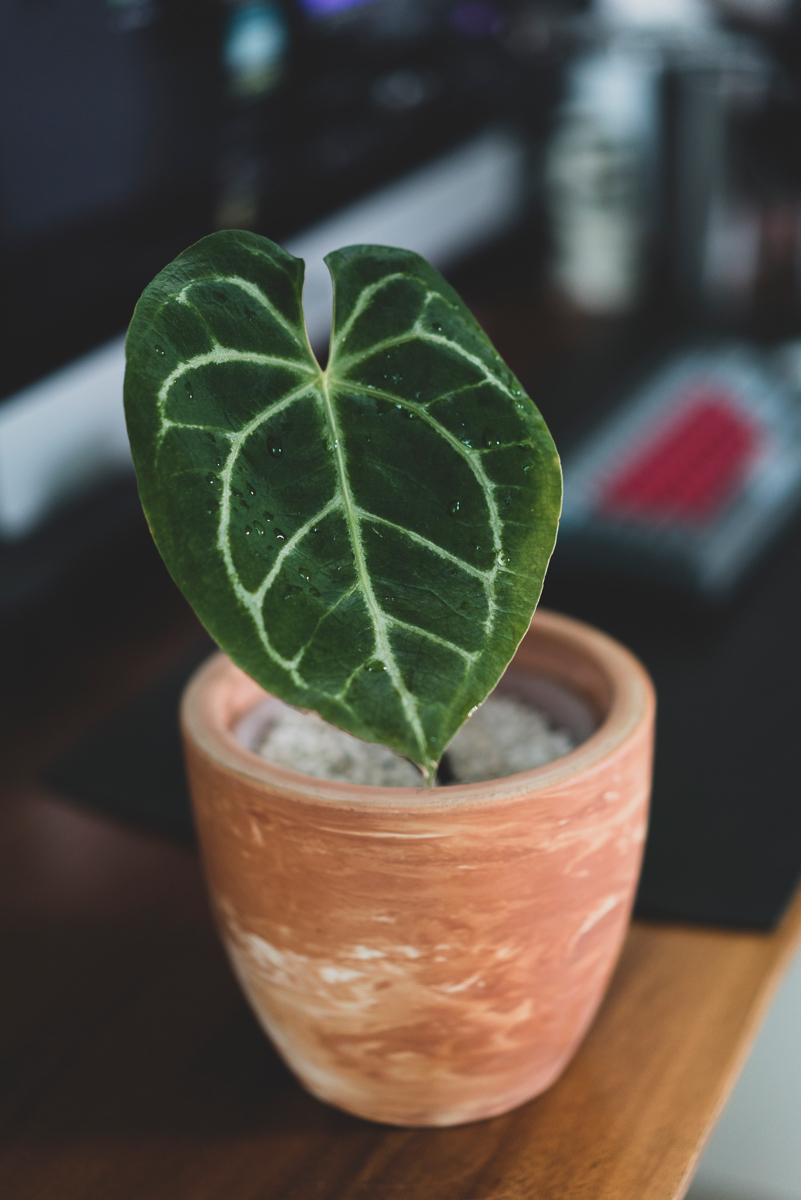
[
  {"x1": 268, "y1": 437, "x2": 283, "y2": 457},
  {"x1": 264, "y1": 511, "x2": 274, "y2": 522},
  {"x1": 366, "y1": 659, "x2": 386, "y2": 673},
  {"x1": 298, "y1": 568, "x2": 311, "y2": 582},
  {"x1": 275, "y1": 528, "x2": 286, "y2": 541},
  {"x1": 482, "y1": 430, "x2": 501, "y2": 449},
  {"x1": 247, "y1": 483, "x2": 256, "y2": 496},
  {"x1": 206, "y1": 473, "x2": 217, "y2": 485},
  {"x1": 245, "y1": 526, "x2": 251, "y2": 536},
  {"x1": 184, "y1": 381, "x2": 193, "y2": 400},
  {"x1": 283, "y1": 585, "x2": 302, "y2": 601},
  {"x1": 154, "y1": 344, "x2": 165, "y2": 356},
  {"x1": 215, "y1": 457, "x2": 222, "y2": 468},
  {"x1": 449, "y1": 499, "x2": 461, "y2": 515},
  {"x1": 254, "y1": 521, "x2": 264, "y2": 535}
]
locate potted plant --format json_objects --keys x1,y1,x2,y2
[{"x1": 124, "y1": 231, "x2": 654, "y2": 1127}]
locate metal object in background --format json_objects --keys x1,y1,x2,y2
[
  {"x1": 544, "y1": 0, "x2": 801, "y2": 332},
  {"x1": 545, "y1": 38, "x2": 661, "y2": 315},
  {"x1": 664, "y1": 28, "x2": 775, "y2": 321}
]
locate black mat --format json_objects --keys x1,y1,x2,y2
[
  {"x1": 43, "y1": 639, "x2": 214, "y2": 846},
  {"x1": 42, "y1": 509, "x2": 801, "y2": 931},
  {"x1": 542, "y1": 518, "x2": 801, "y2": 931}
]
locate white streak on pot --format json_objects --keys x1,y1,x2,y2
[{"x1": 567, "y1": 894, "x2": 625, "y2": 952}]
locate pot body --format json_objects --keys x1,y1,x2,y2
[{"x1": 181, "y1": 610, "x2": 654, "y2": 1127}]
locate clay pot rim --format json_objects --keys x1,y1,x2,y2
[{"x1": 180, "y1": 608, "x2": 655, "y2": 812}]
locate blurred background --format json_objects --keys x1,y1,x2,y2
[
  {"x1": 6, "y1": 0, "x2": 801, "y2": 604},
  {"x1": 6, "y1": 0, "x2": 801, "y2": 596},
  {"x1": 3, "y1": 2, "x2": 801, "y2": 1195}
]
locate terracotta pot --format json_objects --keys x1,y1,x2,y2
[{"x1": 181, "y1": 609, "x2": 655, "y2": 1127}]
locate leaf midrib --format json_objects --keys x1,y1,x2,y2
[{"x1": 318, "y1": 364, "x2": 430, "y2": 770}]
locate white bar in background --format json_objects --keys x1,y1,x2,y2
[
  {"x1": 0, "y1": 126, "x2": 526, "y2": 541},
  {"x1": 0, "y1": 335, "x2": 130, "y2": 540}
]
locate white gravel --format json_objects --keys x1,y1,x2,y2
[
  {"x1": 257, "y1": 708, "x2": 424, "y2": 787},
  {"x1": 446, "y1": 694, "x2": 575, "y2": 784},
  {"x1": 256, "y1": 694, "x2": 576, "y2": 787}
]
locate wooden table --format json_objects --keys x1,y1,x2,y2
[{"x1": 2, "y1": 535, "x2": 800, "y2": 1200}]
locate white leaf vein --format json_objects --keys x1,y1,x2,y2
[
  {"x1": 354, "y1": 509, "x2": 491, "y2": 583},
  {"x1": 383, "y1": 616, "x2": 477, "y2": 663},
  {"x1": 156, "y1": 345, "x2": 312, "y2": 430},
  {"x1": 251, "y1": 497, "x2": 341, "y2": 613},
  {"x1": 337, "y1": 326, "x2": 518, "y2": 406},
  {"x1": 178, "y1": 273, "x2": 308, "y2": 350},
  {"x1": 340, "y1": 380, "x2": 504, "y2": 625},
  {"x1": 293, "y1": 582, "x2": 361, "y2": 675},
  {"x1": 331, "y1": 272, "x2": 409, "y2": 352}
]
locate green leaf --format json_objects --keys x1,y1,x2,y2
[{"x1": 124, "y1": 231, "x2": 561, "y2": 780}]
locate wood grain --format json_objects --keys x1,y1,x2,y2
[{"x1": 1, "y1": 564, "x2": 799, "y2": 1199}]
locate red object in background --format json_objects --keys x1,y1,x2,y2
[{"x1": 601, "y1": 392, "x2": 759, "y2": 524}]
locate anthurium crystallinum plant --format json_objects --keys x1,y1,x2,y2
[
  {"x1": 123, "y1": 231, "x2": 654, "y2": 1127},
  {"x1": 124, "y1": 231, "x2": 563, "y2": 778}
]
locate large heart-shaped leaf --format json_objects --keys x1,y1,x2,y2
[{"x1": 124, "y1": 231, "x2": 561, "y2": 779}]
